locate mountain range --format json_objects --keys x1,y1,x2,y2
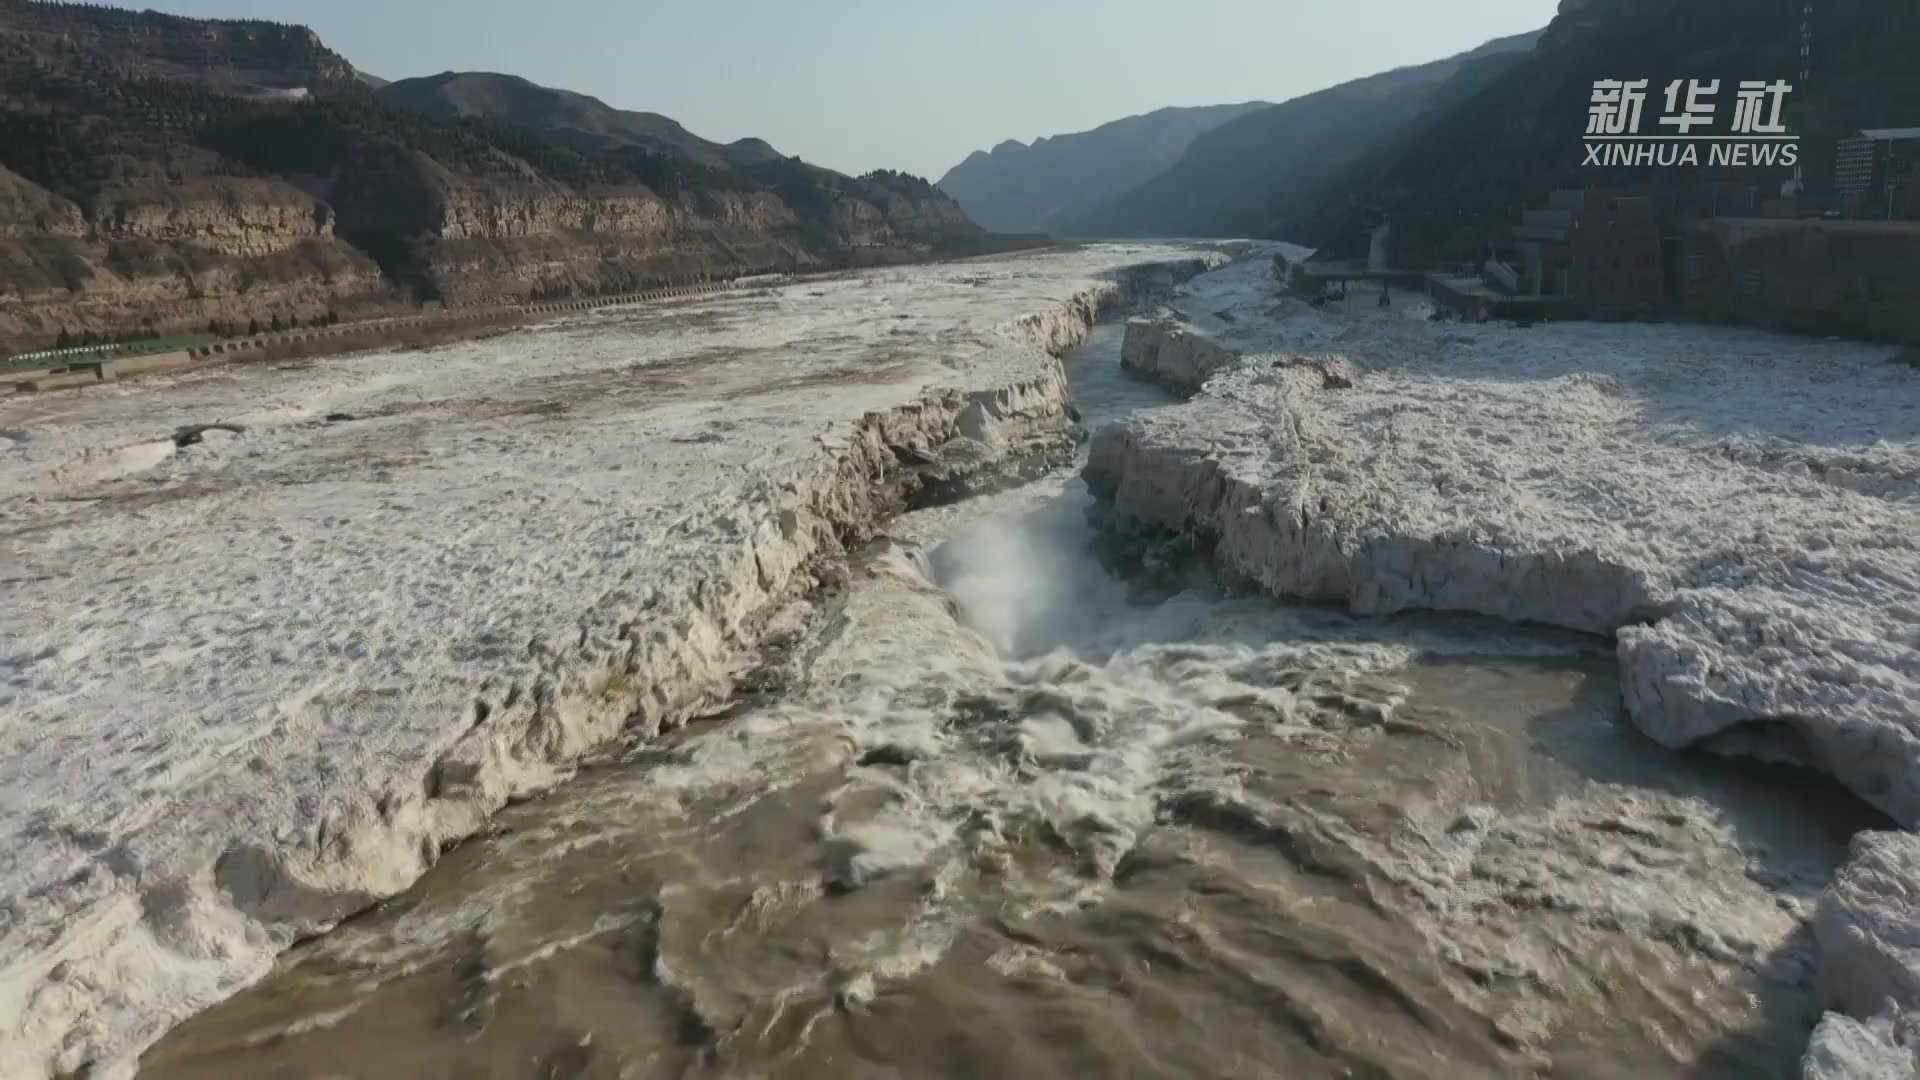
[
  {"x1": 944, "y1": 0, "x2": 1916, "y2": 263},
  {"x1": 1301, "y1": 0, "x2": 1918, "y2": 264},
  {"x1": 0, "y1": 0, "x2": 1022, "y2": 351},
  {"x1": 7, "y1": 0, "x2": 1915, "y2": 353},
  {"x1": 1057, "y1": 30, "x2": 1542, "y2": 242},
  {"x1": 936, "y1": 102, "x2": 1269, "y2": 234}
]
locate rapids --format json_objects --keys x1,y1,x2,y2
[{"x1": 142, "y1": 322, "x2": 1884, "y2": 1080}]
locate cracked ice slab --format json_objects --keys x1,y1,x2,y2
[
  {"x1": 1089, "y1": 252, "x2": 1920, "y2": 820},
  {"x1": 1808, "y1": 831, "x2": 1920, "y2": 1077},
  {"x1": 1084, "y1": 250, "x2": 1920, "y2": 1076},
  {"x1": 0, "y1": 243, "x2": 1219, "y2": 1078}
]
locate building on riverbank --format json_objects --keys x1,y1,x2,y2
[
  {"x1": 1510, "y1": 189, "x2": 1665, "y2": 309},
  {"x1": 1678, "y1": 216, "x2": 1920, "y2": 345},
  {"x1": 1835, "y1": 128, "x2": 1920, "y2": 220},
  {"x1": 1424, "y1": 189, "x2": 1666, "y2": 321}
]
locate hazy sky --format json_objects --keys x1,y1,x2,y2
[{"x1": 143, "y1": 0, "x2": 1557, "y2": 179}]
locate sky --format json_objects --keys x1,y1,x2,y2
[{"x1": 140, "y1": 0, "x2": 1558, "y2": 180}]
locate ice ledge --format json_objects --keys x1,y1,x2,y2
[
  {"x1": 1084, "y1": 256, "x2": 1920, "y2": 1077},
  {"x1": 1803, "y1": 1009, "x2": 1920, "y2": 1079},
  {"x1": 0, "y1": 249, "x2": 1225, "y2": 1079},
  {"x1": 1120, "y1": 317, "x2": 1244, "y2": 396},
  {"x1": 1806, "y1": 831, "x2": 1920, "y2": 1078}
]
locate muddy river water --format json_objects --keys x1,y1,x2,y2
[{"x1": 142, "y1": 321, "x2": 1884, "y2": 1079}]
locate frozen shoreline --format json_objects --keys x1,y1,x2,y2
[
  {"x1": 0, "y1": 245, "x2": 1223, "y2": 1078},
  {"x1": 1085, "y1": 253, "x2": 1920, "y2": 1075}
]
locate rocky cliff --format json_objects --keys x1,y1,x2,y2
[
  {"x1": 1680, "y1": 218, "x2": 1920, "y2": 347},
  {"x1": 0, "y1": 164, "x2": 83, "y2": 238},
  {"x1": 1299, "y1": 0, "x2": 1917, "y2": 264},
  {"x1": 0, "y1": 4, "x2": 1014, "y2": 351},
  {"x1": 825, "y1": 168, "x2": 983, "y2": 250},
  {"x1": 369, "y1": 74, "x2": 995, "y2": 260},
  {"x1": 0, "y1": 145, "x2": 395, "y2": 349}
]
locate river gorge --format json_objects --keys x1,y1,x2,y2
[{"x1": 3, "y1": 246, "x2": 1917, "y2": 1078}]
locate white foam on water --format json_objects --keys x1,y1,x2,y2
[{"x1": 132, "y1": 248, "x2": 1885, "y2": 1078}]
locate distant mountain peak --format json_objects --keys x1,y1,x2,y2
[
  {"x1": 1060, "y1": 31, "x2": 1542, "y2": 240},
  {"x1": 938, "y1": 102, "x2": 1272, "y2": 233},
  {"x1": 377, "y1": 70, "x2": 765, "y2": 168}
]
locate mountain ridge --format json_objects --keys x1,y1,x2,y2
[
  {"x1": 1300, "y1": 0, "x2": 1919, "y2": 265},
  {"x1": 378, "y1": 71, "x2": 788, "y2": 168},
  {"x1": 1056, "y1": 0, "x2": 1914, "y2": 259},
  {"x1": 937, "y1": 101, "x2": 1270, "y2": 233},
  {"x1": 1059, "y1": 30, "x2": 1544, "y2": 240},
  {"x1": 0, "y1": 1, "x2": 1017, "y2": 351}
]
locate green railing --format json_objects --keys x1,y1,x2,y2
[{"x1": 3, "y1": 334, "x2": 217, "y2": 370}]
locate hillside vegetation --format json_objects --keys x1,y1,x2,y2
[{"x1": 378, "y1": 71, "x2": 786, "y2": 168}]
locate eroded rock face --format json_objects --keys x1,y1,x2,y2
[
  {"x1": 1082, "y1": 247, "x2": 1920, "y2": 1077},
  {"x1": 433, "y1": 183, "x2": 677, "y2": 242},
  {"x1": 0, "y1": 165, "x2": 87, "y2": 239},
  {"x1": 0, "y1": 4, "x2": 1003, "y2": 352},
  {"x1": 90, "y1": 178, "x2": 335, "y2": 256},
  {"x1": 0, "y1": 236, "x2": 396, "y2": 348},
  {"x1": 0, "y1": 164, "x2": 397, "y2": 346},
  {"x1": 701, "y1": 189, "x2": 800, "y2": 232},
  {"x1": 830, "y1": 187, "x2": 973, "y2": 248}
]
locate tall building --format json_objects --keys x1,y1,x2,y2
[
  {"x1": 1835, "y1": 129, "x2": 1920, "y2": 217},
  {"x1": 1510, "y1": 190, "x2": 1665, "y2": 308}
]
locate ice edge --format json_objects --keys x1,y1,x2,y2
[
  {"x1": 1088, "y1": 299, "x2": 1920, "y2": 1079},
  {"x1": 3, "y1": 253, "x2": 1226, "y2": 1080}
]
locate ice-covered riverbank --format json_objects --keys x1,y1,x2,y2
[
  {"x1": 138, "y1": 299, "x2": 1870, "y2": 1080},
  {"x1": 1086, "y1": 255, "x2": 1920, "y2": 1074},
  {"x1": 0, "y1": 245, "x2": 1223, "y2": 1078}
]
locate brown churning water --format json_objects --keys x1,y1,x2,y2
[{"x1": 142, "y1": 323, "x2": 1879, "y2": 1080}]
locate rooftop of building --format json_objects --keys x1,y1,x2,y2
[{"x1": 1853, "y1": 127, "x2": 1920, "y2": 142}]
